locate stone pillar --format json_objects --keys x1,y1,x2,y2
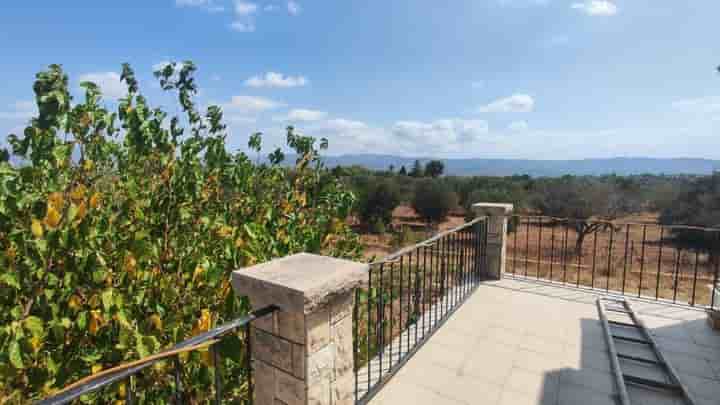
[
  {"x1": 472, "y1": 203, "x2": 513, "y2": 280},
  {"x1": 231, "y1": 253, "x2": 368, "y2": 405}
]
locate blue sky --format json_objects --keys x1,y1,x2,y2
[{"x1": 1, "y1": 1, "x2": 719, "y2": 159}]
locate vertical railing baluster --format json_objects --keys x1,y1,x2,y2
[
  {"x1": 656, "y1": 227, "x2": 664, "y2": 300},
  {"x1": 403, "y1": 251, "x2": 412, "y2": 357},
  {"x1": 388, "y1": 261, "x2": 394, "y2": 373},
  {"x1": 442, "y1": 236, "x2": 449, "y2": 317},
  {"x1": 377, "y1": 263, "x2": 385, "y2": 378},
  {"x1": 353, "y1": 287, "x2": 359, "y2": 402},
  {"x1": 398, "y1": 255, "x2": 404, "y2": 363},
  {"x1": 513, "y1": 216, "x2": 518, "y2": 275},
  {"x1": 591, "y1": 231, "x2": 598, "y2": 288},
  {"x1": 712, "y1": 232, "x2": 720, "y2": 310},
  {"x1": 622, "y1": 224, "x2": 630, "y2": 294},
  {"x1": 422, "y1": 244, "x2": 428, "y2": 339},
  {"x1": 174, "y1": 355, "x2": 183, "y2": 405},
  {"x1": 606, "y1": 226, "x2": 614, "y2": 292},
  {"x1": 212, "y1": 344, "x2": 222, "y2": 405},
  {"x1": 576, "y1": 220, "x2": 582, "y2": 288},
  {"x1": 537, "y1": 217, "x2": 543, "y2": 279},
  {"x1": 691, "y1": 246, "x2": 700, "y2": 306},
  {"x1": 126, "y1": 376, "x2": 135, "y2": 405},
  {"x1": 562, "y1": 224, "x2": 569, "y2": 284},
  {"x1": 638, "y1": 225, "x2": 647, "y2": 297},
  {"x1": 366, "y1": 264, "x2": 372, "y2": 394},
  {"x1": 525, "y1": 217, "x2": 530, "y2": 277},
  {"x1": 245, "y1": 322, "x2": 252, "y2": 405},
  {"x1": 549, "y1": 222, "x2": 555, "y2": 281},
  {"x1": 673, "y1": 248, "x2": 681, "y2": 303}
]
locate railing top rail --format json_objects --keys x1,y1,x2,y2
[
  {"x1": 510, "y1": 214, "x2": 720, "y2": 233},
  {"x1": 38, "y1": 305, "x2": 278, "y2": 405},
  {"x1": 370, "y1": 216, "x2": 486, "y2": 266}
]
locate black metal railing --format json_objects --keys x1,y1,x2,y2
[
  {"x1": 507, "y1": 216, "x2": 720, "y2": 310},
  {"x1": 353, "y1": 218, "x2": 488, "y2": 404},
  {"x1": 39, "y1": 305, "x2": 278, "y2": 405}
]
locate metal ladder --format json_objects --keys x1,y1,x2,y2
[{"x1": 596, "y1": 298, "x2": 697, "y2": 405}]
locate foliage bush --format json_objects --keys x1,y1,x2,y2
[
  {"x1": 0, "y1": 62, "x2": 361, "y2": 402},
  {"x1": 411, "y1": 180, "x2": 458, "y2": 226},
  {"x1": 357, "y1": 180, "x2": 400, "y2": 232}
]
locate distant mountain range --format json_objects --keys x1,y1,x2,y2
[{"x1": 311, "y1": 155, "x2": 720, "y2": 177}]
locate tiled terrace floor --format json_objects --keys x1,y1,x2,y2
[{"x1": 367, "y1": 278, "x2": 720, "y2": 405}]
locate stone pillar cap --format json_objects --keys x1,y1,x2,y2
[
  {"x1": 472, "y1": 202, "x2": 514, "y2": 215},
  {"x1": 232, "y1": 253, "x2": 368, "y2": 314}
]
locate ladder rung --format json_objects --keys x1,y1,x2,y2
[
  {"x1": 617, "y1": 353, "x2": 660, "y2": 365},
  {"x1": 608, "y1": 320, "x2": 638, "y2": 328},
  {"x1": 606, "y1": 308, "x2": 632, "y2": 314},
  {"x1": 612, "y1": 334, "x2": 650, "y2": 344},
  {"x1": 623, "y1": 374, "x2": 681, "y2": 392}
]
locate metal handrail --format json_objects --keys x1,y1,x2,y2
[
  {"x1": 38, "y1": 305, "x2": 278, "y2": 405},
  {"x1": 370, "y1": 216, "x2": 486, "y2": 265}
]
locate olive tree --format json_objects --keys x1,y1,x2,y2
[{"x1": 412, "y1": 180, "x2": 458, "y2": 227}]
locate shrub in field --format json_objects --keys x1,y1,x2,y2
[
  {"x1": 0, "y1": 62, "x2": 361, "y2": 402},
  {"x1": 411, "y1": 180, "x2": 458, "y2": 227},
  {"x1": 357, "y1": 180, "x2": 400, "y2": 232}
]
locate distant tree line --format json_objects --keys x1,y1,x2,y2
[{"x1": 335, "y1": 164, "x2": 703, "y2": 241}]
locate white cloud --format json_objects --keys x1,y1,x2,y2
[
  {"x1": 175, "y1": 0, "x2": 224, "y2": 12},
  {"x1": 571, "y1": 1, "x2": 618, "y2": 16},
  {"x1": 508, "y1": 120, "x2": 529, "y2": 131},
  {"x1": 274, "y1": 108, "x2": 328, "y2": 122},
  {"x1": 78, "y1": 72, "x2": 126, "y2": 99},
  {"x1": 477, "y1": 94, "x2": 534, "y2": 113},
  {"x1": 244, "y1": 72, "x2": 308, "y2": 88},
  {"x1": 222, "y1": 95, "x2": 284, "y2": 113},
  {"x1": 287, "y1": 1, "x2": 301, "y2": 15},
  {"x1": 323, "y1": 118, "x2": 369, "y2": 131},
  {"x1": 235, "y1": 1, "x2": 258, "y2": 16},
  {"x1": 230, "y1": 21, "x2": 256, "y2": 32},
  {"x1": 393, "y1": 119, "x2": 489, "y2": 143}
]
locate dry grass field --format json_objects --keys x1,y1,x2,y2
[{"x1": 507, "y1": 212, "x2": 719, "y2": 308}]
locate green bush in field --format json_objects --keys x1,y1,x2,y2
[
  {"x1": 0, "y1": 62, "x2": 361, "y2": 402},
  {"x1": 411, "y1": 180, "x2": 458, "y2": 227}
]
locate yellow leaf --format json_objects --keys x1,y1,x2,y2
[
  {"x1": 199, "y1": 348, "x2": 212, "y2": 367},
  {"x1": 235, "y1": 237, "x2": 245, "y2": 249},
  {"x1": 192, "y1": 266, "x2": 205, "y2": 282},
  {"x1": 31, "y1": 219, "x2": 44, "y2": 238},
  {"x1": 193, "y1": 309, "x2": 211, "y2": 335},
  {"x1": 83, "y1": 159, "x2": 94, "y2": 171},
  {"x1": 48, "y1": 192, "x2": 64, "y2": 210},
  {"x1": 89, "y1": 192, "x2": 102, "y2": 209},
  {"x1": 118, "y1": 382, "x2": 126, "y2": 398},
  {"x1": 74, "y1": 201, "x2": 87, "y2": 224},
  {"x1": 68, "y1": 294, "x2": 83, "y2": 311},
  {"x1": 6, "y1": 245, "x2": 17, "y2": 261},
  {"x1": 217, "y1": 225, "x2": 234, "y2": 238},
  {"x1": 70, "y1": 184, "x2": 87, "y2": 203},
  {"x1": 89, "y1": 310, "x2": 104, "y2": 335},
  {"x1": 91, "y1": 364, "x2": 103, "y2": 374},
  {"x1": 123, "y1": 254, "x2": 137, "y2": 275},
  {"x1": 149, "y1": 314, "x2": 163, "y2": 331},
  {"x1": 30, "y1": 336, "x2": 43, "y2": 352},
  {"x1": 44, "y1": 206, "x2": 62, "y2": 229}
]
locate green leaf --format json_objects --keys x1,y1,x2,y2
[
  {"x1": 0, "y1": 273, "x2": 20, "y2": 289},
  {"x1": 9, "y1": 341, "x2": 24, "y2": 369},
  {"x1": 101, "y1": 289, "x2": 113, "y2": 311},
  {"x1": 23, "y1": 316, "x2": 44, "y2": 337}
]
